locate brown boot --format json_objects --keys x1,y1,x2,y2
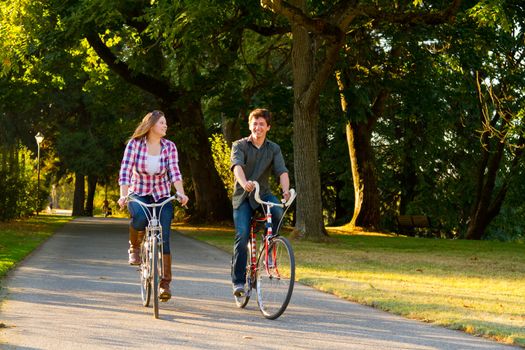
[
  {"x1": 159, "y1": 254, "x2": 172, "y2": 301},
  {"x1": 128, "y1": 226, "x2": 144, "y2": 265}
]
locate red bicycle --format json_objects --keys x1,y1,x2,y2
[{"x1": 234, "y1": 181, "x2": 297, "y2": 320}]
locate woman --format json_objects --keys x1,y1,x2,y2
[{"x1": 118, "y1": 110, "x2": 189, "y2": 301}]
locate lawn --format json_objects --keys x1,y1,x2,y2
[
  {"x1": 0, "y1": 215, "x2": 72, "y2": 278},
  {"x1": 177, "y1": 224, "x2": 525, "y2": 347}
]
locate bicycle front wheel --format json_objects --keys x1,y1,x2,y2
[
  {"x1": 140, "y1": 237, "x2": 151, "y2": 307},
  {"x1": 256, "y1": 236, "x2": 295, "y2": 320},
  {"x1": 151, "y1": 235, "x2": 160, "y2": 319}
]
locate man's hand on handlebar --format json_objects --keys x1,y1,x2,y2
[
  {"x1": 282, "y1": 190, "x2": 291, "y2": 202},
  {"x1": 243, "y1": 180, "x2": 256, "y2": 193}
]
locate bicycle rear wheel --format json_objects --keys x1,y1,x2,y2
[
  {"x1": 140, "y1": 237, "x2": 151, "y2": 307},
  {"x1": 234, "y1": 243, "x2": 252, "y2": 308},
  {"x1": 256, "y1": 236, "x2": 295, "y2": 320},
  {"x1": 151, "y1": 235, "x2": 160, "y2": 318}
]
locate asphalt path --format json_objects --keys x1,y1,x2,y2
[{"x1": 0, "y1": 217, "x2": 518, "y2": 349}]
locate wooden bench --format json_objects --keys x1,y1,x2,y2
[{"x1": 396, "y1": 215, "x2": 432, "y2": 236}]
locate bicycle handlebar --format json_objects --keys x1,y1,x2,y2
[
  {"x1": 126, "y1": 193, "x2": 183, "y2": 208},
  {"x1": 252, "y1": 181, "x2": 296, "y2": 208}
]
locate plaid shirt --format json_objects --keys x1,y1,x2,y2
[{"x1": 118, "y1": 137, "x2": 182, "y2": 201}]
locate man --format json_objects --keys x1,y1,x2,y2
[{"x1": 230, "y1": 108, "x2": 291, "y2": 296}]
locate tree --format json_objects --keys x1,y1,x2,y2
[
  {"x1": 260, "y1": 0, "x2": 467, "y2": 239},
  {"x1": 466, "y1": 51, "x2": 525, "y2": 238},
  {"x1": 0, "y1": 0, "x2": 234, "y2": 221},
  {"x1": 435, "y1": 0, "x2": 525, "y2": 239}
]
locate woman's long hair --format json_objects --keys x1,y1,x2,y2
[{"x1": 130, "y1": 110, "x2": 165, "y2": 140}]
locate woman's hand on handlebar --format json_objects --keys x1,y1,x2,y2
[
  {"x1": 177, "y1": 193, "x2": 189, "y2": 206},
  {"x1": 118, "y1": 196, "x2": 127, "y2": 209}
]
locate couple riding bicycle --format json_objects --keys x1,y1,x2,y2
[{"x1": 118, "y1": 108, "x2": 294, "y2": 318}]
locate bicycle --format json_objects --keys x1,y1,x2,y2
[
  {"x1": 234, "y1": 181, "x2": 297, "y2": 320},
  {"x1": 126, "y1": 194, "x2": 181, "y2": 319}
]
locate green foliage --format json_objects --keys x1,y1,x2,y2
[
  {"x1": 468, "y1": 0, "x2": 511, "y2": 32},
  {"x1": 0, "y1": 144, "x2": 47, "y2": 220},
  {"x1": 209, "y1": 133, "x2": 233, "y2": 198}
]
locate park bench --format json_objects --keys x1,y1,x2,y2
[{"x1": 396, "y1": 215, "x2": 435, "y2": 237}]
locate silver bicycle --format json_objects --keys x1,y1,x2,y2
[{"x1": 126, "y1": 194, "x2": 181, "y2": 319}]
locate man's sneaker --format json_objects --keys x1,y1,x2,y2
[{"x1": 232, "y1": 283, "x2": 245, "y2": 297}]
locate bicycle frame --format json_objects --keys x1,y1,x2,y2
[
  {"x1": 252, "y1": 181, "x2": 296, "y2": 274},
  {"x1": 127, "y1": 195, "x2": 176, "y2": 264}
]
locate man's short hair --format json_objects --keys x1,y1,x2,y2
[{"x1": 248, "y1": 108, "x2": 271, "y2": 125}]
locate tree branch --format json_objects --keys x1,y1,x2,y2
[
  {"x1": 85, "y1": 33, "x2": 177, "y2": 102},
  {"x1": 262, "y1": 0, "x2": 463, "y2": 36},
  {"x1": 305, "y1": 38, "x2": 344, "y2": 110},
  {"x1": 261, "y1": 0, "x2": 345, "y2": 38}
]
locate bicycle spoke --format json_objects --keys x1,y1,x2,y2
[
  {"x1": 256, "y1": 236, "x2": 295, "y2": 320},
  {"x1": 140, "y1": 237, "x2": 151, "y2": 307}
]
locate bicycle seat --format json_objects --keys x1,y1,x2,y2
[{"x1": 251, "y1": 216, "x2": 267, "y2": 233}]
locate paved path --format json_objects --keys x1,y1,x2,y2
[{"x1": 0, "y1": 217, "x2": 518, "y2": 349}]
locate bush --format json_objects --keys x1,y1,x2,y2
[
  {"x1": 0, "y1": 145, "x2": 46, "y2": 221},
  {"x1": 209, "y1": 134, "x2": 233, "y2": 198}
]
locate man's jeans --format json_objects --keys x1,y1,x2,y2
[
  {"x1": 231, "y1": 194, "x2": 283, "y2": 285},
  {"x1": 128, "y1": 194, "x2": 174, "y2": 254}
]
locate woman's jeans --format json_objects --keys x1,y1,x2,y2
[
  {"x1": 128, "y1": 194, "x2": 174, "y2": 254},
  {"x1": 231, "y1": 194, "x2": 283, "y2": 285}
]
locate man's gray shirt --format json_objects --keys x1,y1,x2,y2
[{"x1": 230, "y1": 137, "x2": 288, "y2": 209}]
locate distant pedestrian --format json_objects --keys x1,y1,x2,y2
[{"x1": 102, "y1": 200, "x2": 112, "y2": 217}]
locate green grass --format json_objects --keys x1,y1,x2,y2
[
  {"x1": 0, "y1": 215, "x2": 72, "y2": 278},
  {"x1": 177, "y1": 224, "x2": 525, "y2": 348}
]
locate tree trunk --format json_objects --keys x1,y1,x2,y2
[
  {"x1": 465, "y1": 135, "x2": 525, "y2": 239},
  {"x1": 466, "y1": 140, "x2": 504, "y2": 239},
  {"x1": 293, "y1": 102, "x2": 326, "y2": 238},
  {"x1": 346, "y1": 122, "x2": 381, "y2": 227},
  {"x1": 85, "y1": 174, "x2": 98, "y2": 216},
  {"x1": 336, "y1": 72, "x2": 381, "y2": 228},
  {"x1": 222, "y1": 113, "x2": 241, "y2": 147},
  {"x1": 166, "y1": 101, "x2": 232, "y2": 222},
  {"x1": 291, "y1": 7, "x2": 326, "y2": 239},
  {"x1": 72, "y1": 172, "x2": 85, "y2": 216}
]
